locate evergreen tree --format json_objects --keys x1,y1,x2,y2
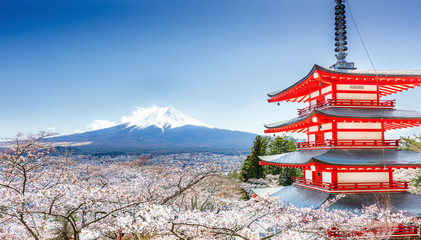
[
  {"x1": 267, "y1": 135, "x2": 301, "y2": 186},
  {"x1": 269, "y1": 135, "x2": 297, "y2": 154},
  {"x1": 400, "y1": 134, "x2": 421, "y2": 152},
  {"x1": 240, "y1": 135, "x2": 269, "y2": 182}
]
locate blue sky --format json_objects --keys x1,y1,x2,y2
[{"x1": 1, "y1": 0, "x2": 421, "y2": 138}]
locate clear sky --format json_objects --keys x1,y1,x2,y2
[{"x1": 1, "y1": 0, "x2": 421, "y2": 139}]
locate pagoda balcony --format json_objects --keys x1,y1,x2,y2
[
  {"x1": 293, "y1": 177, "x2": 408, "y2": 193},
  {"x1": 297, "y1": 139, "x2": 400, "y2": 149},
  {"x1": 297, "y1": 99, "x2": 396, "y2": 116},
  {"x1": 328, "y1": 224, "x2": 420, "y2": 238}
]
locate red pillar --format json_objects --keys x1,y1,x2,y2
[
  {"x1": 332, "y1": 168, "x2": 338, "y2": 189},
  {"x1": 389, "y1": 169, "x2": 394, "y2": 183}
]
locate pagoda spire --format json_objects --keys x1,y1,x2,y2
[{"x1": 330, "y1": 0, "x2": 355, "y2": 70}]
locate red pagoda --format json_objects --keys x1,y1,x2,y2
[{"x1": 257, "y1": 0, "x2": 421, "y2": 236}]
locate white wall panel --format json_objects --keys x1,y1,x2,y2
[
  {"x1": 322, "y1": 172, "x2": 332, "y2": 183},
  {"x1": 324, "y1": 131, "x2": 333, "y2": 140},
  {"x1": 321, "y1": 123, "x2": 332, "y2": 130},
  {"x1": 337, "y1": 122, "x2": 381, "y2": 129},
  {"x1": 337, "y1": 131, "x2": 382, "y2": 140},
  {"x1": 321, "y1": 85, "x2": 332, "y2": 94},
  {"x1": 305, "y1": 170, "x2": 313, "y2": 180},
  {"x1": 337, "y1": 84, "x2": 377, "y2": 91},
  {"x1": 338, "y1": 172, "x2": 389, "y2": 183},
  {"x1": 309, "y1": 126, "x2": 318, "y2": 132},
  {"x1": 308, "y1": 134, "x2": 315, "y2": 142},
  {"x1": 325, "y1": 94, "x2": 332, "y2": 101},
  {"x1": 337, "y1": 93, "x2": 377, "y2": 100}
]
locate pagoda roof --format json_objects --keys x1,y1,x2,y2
[
  {"x1": 268, "y1": 185, "x2": 330, "y2": 208},
  {"x1": 268, "y1": 64, "x2": 421, "y2": 103},
  {"x1": 265, "y1": 108, "x2": 421, "y2": 133},
  {"x1": 329, "y1": 191, "x2": 421, "y2": 217},
  {"x1": 258, "y1": 149, "x2": 421, "y2": 168},
  {"x1": 256, "y1": 185, "x2": 421, "y2": 217}
]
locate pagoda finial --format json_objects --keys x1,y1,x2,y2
[{"x1": 330, "y1": 0, "x2": 355, "y2": 70}]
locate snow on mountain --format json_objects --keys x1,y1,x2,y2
[
  {"x1": 121, "y1": 105, "x2": 213, "y2": 131},
  {"x1": 50, "y1": 105, "x2": 256, "y2": 153}
]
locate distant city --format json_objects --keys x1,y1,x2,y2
[{"x1": 69, "y1": 152, "x2": 246, "y2": 169}]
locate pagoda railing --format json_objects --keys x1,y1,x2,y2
[
  {"x1": 328, "y1": 224, "x2": 420, "y2": 238},
  {"x1": 297, "y1": 139, "x2": 400, "y2": 149},
  {"x1": 293, "y1": 177, "x2": 408, "y2": 192},
  {"x1": 298, "y1": 99, "x2": 396, "y2": 116}
]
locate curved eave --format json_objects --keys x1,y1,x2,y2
[
  {"x1": 319, "y1": 108, "x2": 421, "y2": 122},
  {"x1": 311, "y1": 65, "x2": 421, "y2": 78},
  {"x1": 268, "y1": 65, "x2": 319, "y2": 98},
  {"x1": 268, "y1": 64, "x2": 421, "y2": 103},
  {"x1": 264, "y1": 110, "x2": 315, "y2": 131},
  {"x1": 258, "y1": 149, "x2": 421, "y2": 168},
  {"x1": 259, "y1": 159, "x2": 421, "y2": 169},
  {"x1": 264, "y1": 109, "x2": 421, "y2": 133}
]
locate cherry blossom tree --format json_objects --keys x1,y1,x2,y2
[
  {"x1": 0, "y1": 133, "x2": 226, "y2": 239},
  {"x1": 1, "y1": 132, "x2": 419, "y2": 240}
]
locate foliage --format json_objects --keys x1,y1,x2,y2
[
  {"x1": 240, "y1": 135, "x2": 269, "y2": 182},
  {"x1": 1, "y1": 132, "x2": 420, "y2": 240},
  {"x1": 394, "y1": 168, "x2": 421, "y2": 195},
  {"x1": 397, "y1": 135, "x2": 421, "y2": 194},
  {"x1": 268, "y1": 134, "x2": 297, "y2": 155},
  {"x1": 0, "y1": 132, "x2": 228, "y2": 240},
  {"x1": 400, "y1": 134, "x2": 421, "y2": 152},
  {"x1": 266, "y1": 135, "x2": 301, "y2": 186},
  {"x1": 240, "y1": 134, "x2": 301, "y2": 185},
  {"x1": 228, "y1": 169, "x2": 241, "y2": 180}
]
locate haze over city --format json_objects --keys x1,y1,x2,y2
[{"x1": 2, "y1": 0, "x2": 421, "y2": 138}]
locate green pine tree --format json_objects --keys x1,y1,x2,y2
[
  {"x1": 240, "y1": 135, "x2": 269, "y2": 182},
  {"x1": 267, "y1": 135, "x2": 301, "y2": 186},
  {"x1": 400, "y1": 134, "x2": 421, "y2": 152},
  {"x1": 269, "y1": 134, "x2": 297, "y2": 154}
]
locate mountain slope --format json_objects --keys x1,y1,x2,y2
[{"x1": 50, "y1": 106, "x2": 256, "y2": 153}]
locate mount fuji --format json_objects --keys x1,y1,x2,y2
[
  {"x1": 121, "y1": 105, "x2": 213, "y2": 131},
  {"x1": 50, "y1": 106, "x2": 256, "y2": 153}
]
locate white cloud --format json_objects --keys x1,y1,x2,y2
[{"x1": 86, "y1": 120, "x2": 117, "y2": 131}]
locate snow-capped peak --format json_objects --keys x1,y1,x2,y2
[{"x1": 121, "y1": 105, "x2": 213, "y2": 130}]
